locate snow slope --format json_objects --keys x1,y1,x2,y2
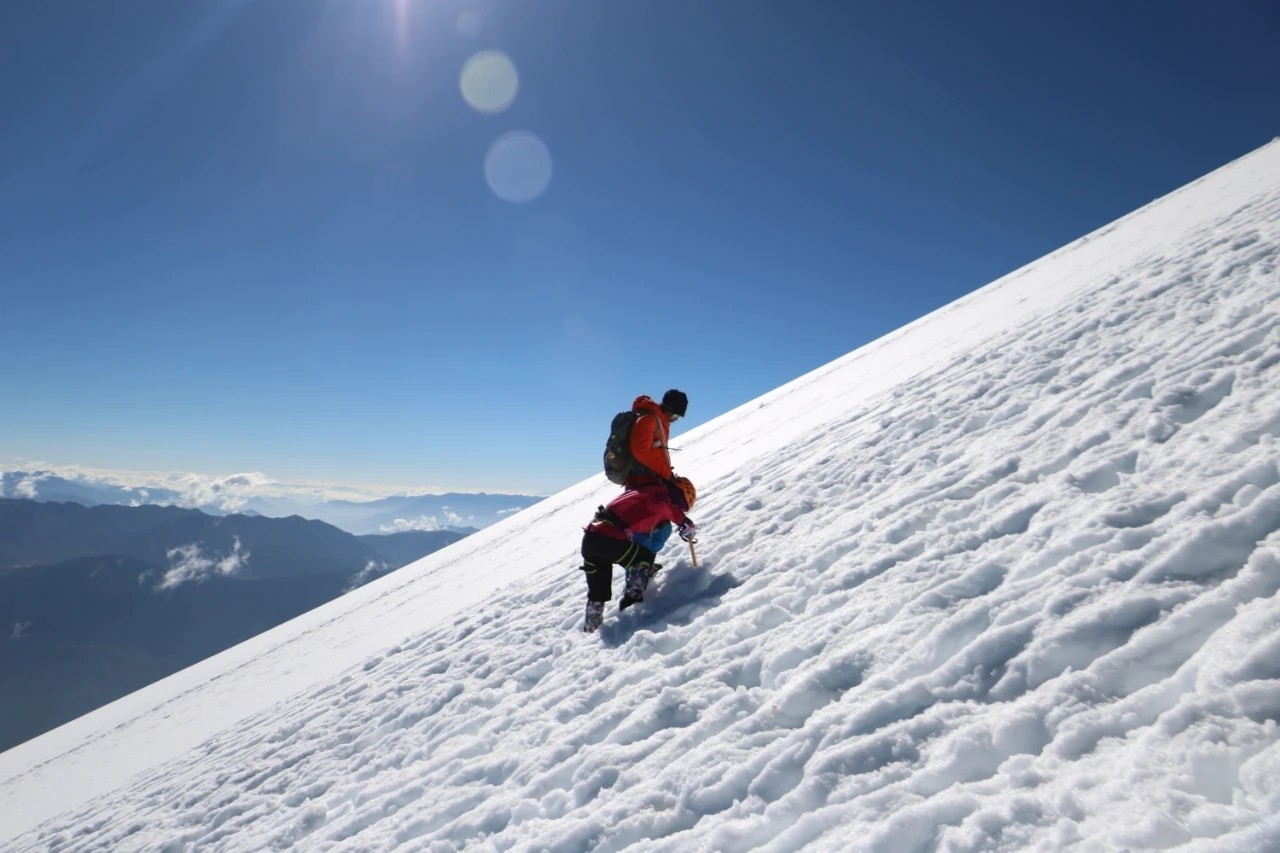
[{"x1": 3, "y1": 141, "x2": 1279, "y2": 851}]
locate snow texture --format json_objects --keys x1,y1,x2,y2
[{"x1": 2, "y1": 141, "x2": 1280, "y2": 851}]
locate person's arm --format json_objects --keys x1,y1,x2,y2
[
  {"x1": 646, "y1": 491, "x2": 689, "y2": 529},
  {"x1": 628, "y1": 414, "x2": 673, "y2": 479},
  {"x1": 658, "y1": 496, "x2": 695, "y2": 541},
  {"x1": 619, "y1": 490, "x2": 676, "y2": 534}
]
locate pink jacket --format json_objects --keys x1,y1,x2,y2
[{"x1": 587, "y1": 482, "x2": 690, "y2": 541}]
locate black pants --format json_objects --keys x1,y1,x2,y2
[{"x1": 581, "y1": 531, "x2": 655, "y2": 602}]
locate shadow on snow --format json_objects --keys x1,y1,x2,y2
[{"x1": 598, "y1": 561, "x2": 741, "y2": 646}]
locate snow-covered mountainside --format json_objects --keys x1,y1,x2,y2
[{"x1": 3, "y1": 141, "x2": 1279, "y2": 851}]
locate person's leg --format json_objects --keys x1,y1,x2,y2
[
  {"x1": 583, "y1": 599, "x2": 605, "y2": 633},
  {"x1": 581, "y1": 533, "x2": 637, "y2": 602},
  {"x1": 621, "y1": 560, "x2": 660, "y2": 608},
  {"x1": 580, "y1": 533, "x2": 648, "y2": 631},
  {"x1": 612, "y1": 537, "x2": 658, "y2": 609}
]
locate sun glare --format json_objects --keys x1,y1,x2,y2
[{"x1": 394, "y1": 0, "x2": 410, "y2": 59}]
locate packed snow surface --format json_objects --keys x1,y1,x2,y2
[{"x1": 3, "y1": 142, "x2": 1280, "y2": 851}]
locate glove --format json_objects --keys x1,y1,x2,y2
[{"x1": 678, "y1": 520, "x2": 697, "y2": 543}]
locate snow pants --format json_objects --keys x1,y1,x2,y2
[{"x1": 580, "y1": 531, "x2": 655, "y2": 603}]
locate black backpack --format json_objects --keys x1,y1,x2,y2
[{"x1": 603, "y1": 410, "x2": 643, "y2": 485}]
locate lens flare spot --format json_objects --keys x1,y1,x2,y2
[
  {"x1": 460, "y1": 51, "x2": 518, "y2": 114},
  {"x1": 484, "y1": 131, "x2": 552, "y2": 204}
]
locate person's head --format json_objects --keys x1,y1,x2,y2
[
  {"x1": 661, "y1": 389, "x2": 688, "y2": 421},
  {"x1": 669, "y1": 476, "x2": 696, "y2": 511}
]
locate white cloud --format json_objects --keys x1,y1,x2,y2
[
  {"x1": 13, "y1": 473, "x2": 47, "y2": 500},
  {"x1": 345, "y1": 560, "x2": 390, "y2": 592},
  {"x1": 377, "y1": 508, "x2": 466, "y2": 533},
  {"x1": 379, "y1": 516, "x2": 444, "y2": 533},
  {"x1": 158, "y1": 537, "x2": 250, "y2": 590},
  {"x1": 2, "y1": 458, "x2": 543, "y2": 513},
  {"x1": 168, "y1": 472, "x2": 276, "y2": 512},
  {"x1": 11, "y1": 621, "x2": 32, "y2": 640}
]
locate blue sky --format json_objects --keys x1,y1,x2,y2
[{"x1": 2, "y1": 1, "x2": 1278, "y2": 496}]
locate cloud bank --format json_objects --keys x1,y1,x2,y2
[
  {"x1": 2, "y1": 460, "x2": 537, "y2": 511},
  {"x1": 1, "y1": 461, "x2": 547, "y2": 534}
]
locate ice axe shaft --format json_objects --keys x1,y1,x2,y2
[{"x1": 688, "y1": 538, "x2": 699, "y2": 568}]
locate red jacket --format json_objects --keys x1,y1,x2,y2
[
  {"x1": 627, "y1": 395, "x2": 673, "y2": 483},
  {"x1": 587, "y1": 482, "x2": 690, "y2": 542}
]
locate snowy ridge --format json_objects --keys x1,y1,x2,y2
[{"x1": 3, "y1": 141, "x2": 1280, "y2": 850}]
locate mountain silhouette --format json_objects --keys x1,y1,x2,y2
[{"x1": 0, "y1": 500, "x2": 472, "y2": 750}]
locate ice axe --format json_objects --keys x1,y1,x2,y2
[{"x1": 678, "y1": 524, "x2": 699, "y2": 568}]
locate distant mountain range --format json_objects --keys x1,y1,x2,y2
[
  {"x1": 0, "y1": 498, "x2": 473, "y2": 752},
  {"x1": 285, "y1": 492, "x2": 544, "y2": 535},
  {"x1": 0, "y1": 470, "x2": 546, "y2": 535}
]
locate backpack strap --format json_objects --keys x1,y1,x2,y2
[{"x1": 593, "y1": 505, "x2": 627, "y2": 531}]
